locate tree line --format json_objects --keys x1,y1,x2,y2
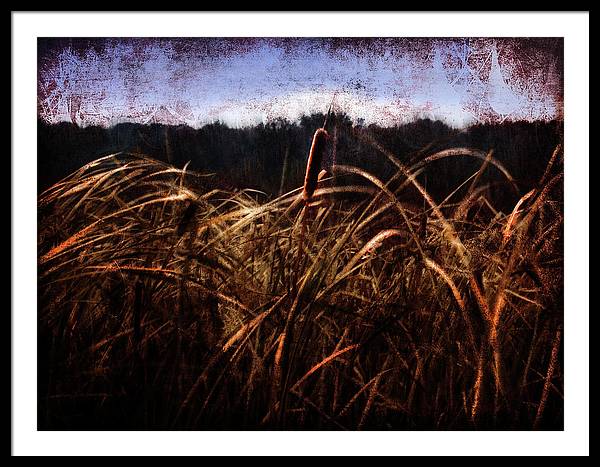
[{"x1": 38, "y1": 114, "x2": 563, "y2": 210}]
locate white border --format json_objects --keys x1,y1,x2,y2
[{"x1": 12, "y1": 12, "x2": 589, "y2": 456}]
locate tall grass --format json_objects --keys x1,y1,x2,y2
[{"x1": 38, "y1": 130, "x2": 563, "y2": 430}]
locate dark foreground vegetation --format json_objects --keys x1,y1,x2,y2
[{"x1": 38, "y1": 115, "x2": 563, "y2": 430}]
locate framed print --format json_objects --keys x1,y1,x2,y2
[{"x1": 12, "y1": 11, "x2": 589, "y2": 456}]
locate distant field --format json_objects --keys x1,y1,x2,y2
[{"x1": 38, "y1": 122, "x2": 563, "y2": 430}]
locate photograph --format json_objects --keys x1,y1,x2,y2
[{"x1": 36, "y1": 35, "x2": 565, "y2": 431}]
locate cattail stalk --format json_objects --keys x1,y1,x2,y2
[{"x1": 302, "y1": 128, "x2": 329, "y2": 202}]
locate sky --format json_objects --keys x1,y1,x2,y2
[{"x1": 37, "y1": 37, "x2": 563, "y2": 129}]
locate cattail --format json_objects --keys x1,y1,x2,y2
[{"x1": 302, "y1": 128, "x2": 329, "y2": 201}]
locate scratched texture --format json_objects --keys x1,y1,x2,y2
[{"x1": 37, "y1": 38, "x2": 563, "y2": 128}]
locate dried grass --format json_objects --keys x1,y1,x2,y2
[{"x1": 38, "y1": 131, "x2": 563, "y2": 430}]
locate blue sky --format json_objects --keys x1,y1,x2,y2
[{"x1": 38, "y1": 38, "x2": 563, "y2": 129}]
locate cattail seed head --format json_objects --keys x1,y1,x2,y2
[{"x1": 302, "y1": 128, "x2": 329, "y2": 201}]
